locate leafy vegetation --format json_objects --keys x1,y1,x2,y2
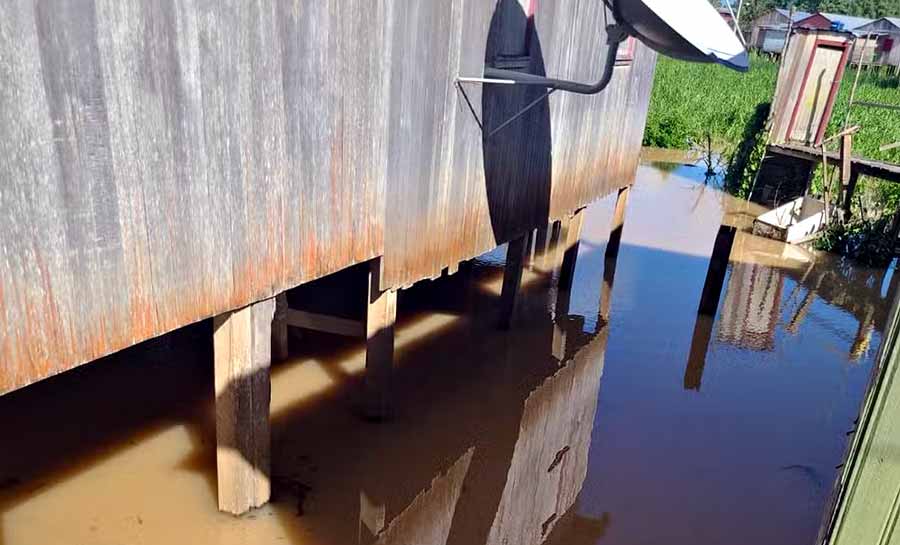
[
  {"x1": 644, "y1": 53, "x2": 900, "y2": 262},
  {"x1": 814, "y1": 216, "x2": 897, "y2": 265},
  {"x1": 713, "y1": 0, "x2": 900, "y2": 22},
  {"x1": 643, "y1": 53, "x2": 779, "y2": 150}
]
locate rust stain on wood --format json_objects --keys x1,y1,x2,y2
[{"x1": 0, "y1": 1, "x2": 656, "y2": 395}]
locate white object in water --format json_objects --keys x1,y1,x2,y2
[
  {"x1": 614, "y1": 0, "x2": 750, "y2": 72},
  {"x1": 753, "y1": 196, "x2": 826, "y2": 244}
]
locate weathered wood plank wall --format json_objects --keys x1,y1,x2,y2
[{"x1": 0, "y1": 0, "x2": 656, "y2": 395}]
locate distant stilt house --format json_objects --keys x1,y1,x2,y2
[
  {"x1": 749, "y1": 8, "x2": 811, "y2": 54},
  {"x1": 853, "y1": 17, "x2": 900, "y2": 68},
  {"x1": 748, "y1": 8, "x2": 894, "y2": 62}
]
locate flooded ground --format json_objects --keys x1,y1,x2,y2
[{"x1": 0, "y1": 149, "x2": 892, "y2": 545}]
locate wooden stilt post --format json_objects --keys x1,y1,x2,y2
[
  {"x1": 606, "y1": 186, "x2": 631, "y2": 260},
  {"x1": 364, "y1": 258, "x2": 397, "y2": 420},
  {"x1": 842, "y1": 170, "x2": 860, "y2": 223},
  {"x1": 499, "y1": 234, "x2": 529, "y2": 330},
  {"x1": 548, "y1": 220, "x2": 571, "y2": 321},
  {"x1": 213, "y1": 297, "x2": 274, "y2": 515},
  {"x1": 599, "y1": 253, "x2": 618, "y2": 326},
  {"x1": 558, "y1": 209, "x2": 585, "y2": 292},
  {"x1": 840, "y1": 134, "x2": 856, "y2": 223},
  {"x1": 533, "y1": 224, "x2": 551, "y2": 271},
  {"x1": 697, "y1": 225, "x2": 737, "y2": 316},
  {"x1": 272, "y1": 292, "x2": 289, "y2": 361}
]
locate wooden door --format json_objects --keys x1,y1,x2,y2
[{"x1": 790, "y1": 45, "x2": 845, "y2": 144}]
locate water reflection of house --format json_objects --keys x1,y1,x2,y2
[
  {"x1": 364, "y1": 327, "x2": 608, "y2": 545},
  {"x1": 717, "y1": 262, "x2": 784, "y2": 351},
  {"x1": 345, "y1": 261, "x2": 612, "y2": 545}
]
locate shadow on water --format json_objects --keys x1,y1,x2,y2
[
  {"x1": 0, "y1": 235, "x2": 616, "y2": 545},
  {"x1": 482, "y1": 0, "x2": 552, "y2": 243},
  {"x1": 0, "y1": 155, "x2": 895, "y2": 545}
]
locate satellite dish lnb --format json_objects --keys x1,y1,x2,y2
[{"x1": 615, "y1": 0, "x2": 749, "y2": 72}]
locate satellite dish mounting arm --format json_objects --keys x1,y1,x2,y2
[{"x1": 458, "y1": 25, "x2": 629, "y2": 95}]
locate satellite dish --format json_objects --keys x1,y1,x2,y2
[
  {"x1": 613, "y1": 0, "x2": 749, "y2": 72},
  {"x1": 456, "y1": 0, "x2": 748, "y2": 135}
]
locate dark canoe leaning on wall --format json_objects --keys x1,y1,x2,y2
[{"x1": 0, "y1": 0, "x2": 657, "y2": 395}]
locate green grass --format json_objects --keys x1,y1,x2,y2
[
  {"x1": 825, "y1": 68, "x2": 900, "y2": 214},
  {"x1": 643, "y1": 53, "x2": 778, "y2": 150},
  {"x1": 827, "y1": 67, "x2": 900, "y2": 166},
  {"x1": 644, "y1": 54, "x2": 900, "y2": 213},
  {"x1": 644, "y1": 54, "x2": 900, "y2": 162}
]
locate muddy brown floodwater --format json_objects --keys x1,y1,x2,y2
[{"x1": 0, "y1": 149, "x2": 893, "y2": 545}]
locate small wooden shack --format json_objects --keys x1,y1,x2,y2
[
  {"x1": 770, "y1": 28, "x2": 853, "y2": 147},
  {"x1": 0, "y1": 0, "x2": 657, "y2": 514}
]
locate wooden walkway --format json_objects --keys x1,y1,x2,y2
[{"x1": 768, "y1": 143, "x2": 900, "y2": 183}]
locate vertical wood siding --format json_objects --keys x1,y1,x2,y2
[{"x1": 0, "y1": 0, "x2": 656, "y2": 394}]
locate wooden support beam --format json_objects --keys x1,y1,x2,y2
[
  {"x1": 498, "y1": 234, "x2": 529, "y2": 330},
  {"x1": 842, "y1": 170, "x2": 860, "y2": 223},
  {"x1": 213, "y1": 298, "x2": 274, "y2": 515},
  {"x1": 558, "y1": 209, "x2": 586, "y2": 292},
  {"x1": 840, "y1": 134, "x2": 856, "y2": 223},
  {"x1": 840, "y1": 133, "x2": 853, "y2": 187},
  {"x1": 768, "y1": 143, "x2": 900, "y2": 184},
  {"x1": 364, "y1": 258, "x2": 397, "y2": 419},
  {"x1": 606, "y1": 186, "x2": 631, "y2": 260},
  {"x1": 286, "y1": 309, "x2": 365, "y2": 338},
  {"x1": 272, "y1": 293, "x2": 289, "y2": 361},
  {"x1": 697, "y1": 225, "x2": 737, "y2": 316}
]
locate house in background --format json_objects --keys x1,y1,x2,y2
[
  {"x1": 718, "y1": 6, "x2": 735, "y2": 26},
  {"x1": 794, "y1": 11, "x2": 835, "y2": 30},
  {"x1": 854, "y1": 17, "x2": 900, "y2": 67},
  {"x1": 750, "y1": 8, "x2": 900, "y2": 68},
  {"x1": 749, "y1": 8, "x2": 811, "y2": 53},
  {"x1": 796, "y1": 12, "x2": 877, "y2": 63},
  {"x1": 815, "y1": 12, "x2": 874, "y2": 32}
]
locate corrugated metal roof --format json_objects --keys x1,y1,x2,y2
[
  {"x1": 878, "y1": 16, "x2": 900, "y2": 29},
  {"x1": 820, "y1": 12, "x2": 874, "y2": 30},
  {"x1": 855, "y1": 17, "x2": 900, "y2": 34},
  {"x1": 775, "y1": 8, "x2": 812, "y2": 22}
]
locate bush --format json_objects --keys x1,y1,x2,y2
[{"x1": 813, "y1": 217, "x2": 896, "y2": 267}]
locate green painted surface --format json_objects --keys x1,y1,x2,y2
[{"x1": 827, "y1": 295, "x2": 900, "y2": 545}]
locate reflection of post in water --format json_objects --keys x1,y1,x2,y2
[
  {"x1": 786, "y1": 268, "x2": 826, "y2": 335},
  {"x1": 358, "y1": 199, "x2": 624, "y2": 545},
  {"x1": 685, "y1": 314, "x2": 714, "y2": 391},
  {"x1": 697, "y1": 225, "x2": 737, "y2": 316},
  {"x1": 354, "y1": 312, "x2": 612, "y2": 545},
  {"x1": 684, "y1": 224, "x2": 735, "y2": 392},
  {"x1": 850, "y1": 304, "x2": 875, "y2": 362}
]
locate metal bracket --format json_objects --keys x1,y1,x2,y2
[{"x1": 456, "y1": 25, "x2": 629, "y2": 136}]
